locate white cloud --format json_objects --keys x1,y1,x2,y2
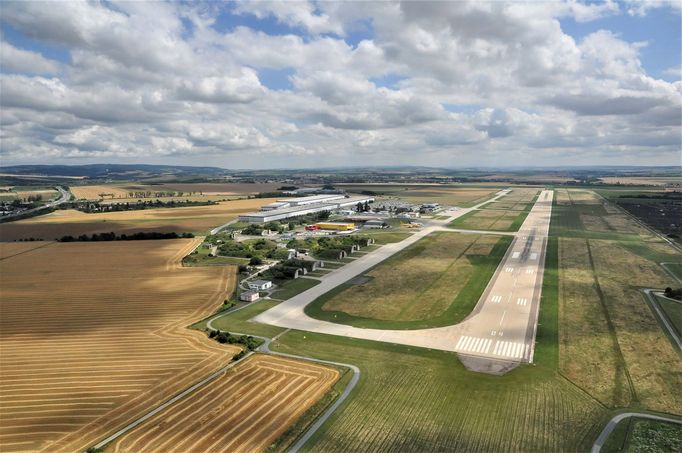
[
  {"x1": 0, "y1": 41, "x2": 60, "y2": 74},
  {"x1": 0, "y1": 0, "x2": 679, "y2": 167}
]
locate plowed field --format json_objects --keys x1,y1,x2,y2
[{"x1": 0, "y1": 239, "x2": 238, "y2": 452}]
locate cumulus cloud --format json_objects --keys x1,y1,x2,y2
[
  {"x1": 0, "y1": 41, "x2": 60, "y2": 74},
  {"x1": 0, "y1": 0, "x2": 679, "y2": 167}
]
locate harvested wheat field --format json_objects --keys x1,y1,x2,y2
[
  {"x1": 0, "y1": 198, "x2": 278, "y2": 241},
  {"x1": 0, "y1": 239, "x2": 239, "y2": 452},
  {"x1": 108, "y1": 354, "x2": 339, "y2": 453},
  {"x1": 70, "y1": 185, "x2": 132, "y2": 200}
]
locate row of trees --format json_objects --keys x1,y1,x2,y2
[
  {"x1": 60, "y1": 199, "x2": 215, "y2": 213},
  {"x1": 58, "y1": 231, "x2": 194, "y2": 242}
]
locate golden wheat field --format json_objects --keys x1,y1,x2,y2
[
  {"x1": 108, "y1": 354, "x2": 339, "y2": 453},
  {"x1": 70, "y1": 183, "x2": 283, "y2": 200},
  {"x1": 0, "y1": 239, "x2": 239, "y2": 452},
  {"x1": 0, "y1": 198, "x2": 278, "y2": 241}
]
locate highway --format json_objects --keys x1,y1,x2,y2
[
  {"x1": 0, "y1": 186, "x2": 70, "y2": 220},
  {"x1": 253, "y1": 189, "x2": 553, "y2": 372}
]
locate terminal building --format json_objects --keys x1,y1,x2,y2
[{"x1": 239, "y1": 195, "x2": 375, "y2": 223}]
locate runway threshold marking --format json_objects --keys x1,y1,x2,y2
[
  {"x1": 517, "y1": 298, "x2": 528, "y2": 306},
  {"x1": 492, "y1": 341, "x2": 526, "y2": 359},
  {"x1": 456, "y1": 336, "x2": 492, "y2": 354},
  {"x1": 491, "y1": 295, "x2": 502, "y2": 303}
]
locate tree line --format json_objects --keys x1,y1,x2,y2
[{"x1": 58, "y1": 231, "x2": 194, "y2": 242}]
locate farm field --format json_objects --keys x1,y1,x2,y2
[
  {"x1": 107, "y1": 354, "x2": 339, "y2": 453},
  {"x1": 0, "y1": 187, "x2": 59, "y2": 202},
  {"x1": 0, "y1": 239, "x2": 239, "y2": 452},
  {"x1": 0, "y1": 198, "x2": 278, "y2": 241},
  {"x1": 338, "y1": 184, "x2": 501, "y2": 207},
  {"x1": 306, "y1": 232, "x2": 511, "y2": 329},
  {"x1": 595, "y1": 189, "x2": 682, "y2": 242},
  {"x1": 599, "y1": 176, "x2": 682, "y2": 186},
  {"x1": 448, "y1": 208, "x2": 528, "y2": 231},
  {"x1": 70, "y1": 182, "x2": 282, "y2": 201}
]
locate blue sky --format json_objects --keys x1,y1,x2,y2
[{"x1": 0, "y1": 1, "x2": 680, "y2": 168}]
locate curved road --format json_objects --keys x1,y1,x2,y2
[
  {"x1": 591, "y1": 412, "x2": 682, "y2": 453},
  {"x1": 1, "y1": 186, "x2": 70, "y2": 220}
]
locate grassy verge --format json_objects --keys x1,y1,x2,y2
[
  {"x1": 270, "y1": 278, "x2": 320, "y2": 300},
  {"x1": 656, "y1": 295, "x2": 682, "y2": 339},
  {"x1": 358, "y1": 231, "x2": 413, "y2": 244},
  {"x1": 534, "y1": 236, "x2": 559, "y2": 369},
  {"x1": 191, "y1": 299, "x2": 286, "y2": 338},
  {"x1": 304, "y1": 236, "x2": 512, "y2": 330}
]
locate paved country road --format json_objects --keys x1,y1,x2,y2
[
  {"x1": 253, "y1": 189, "x2": 553, "y2": 372},
  {"x1": 0, "y1": 186, "x2": 70, "y2": 221}
]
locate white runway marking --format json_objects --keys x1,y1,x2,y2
[
  {"x1": 491, "y1": 295, "x2": 502, "y2": 303},
  {"x1": 517, "y1": 298, "x2": 528, "y2": 306},
  {"x1": 525, "y1": 268, "x2": 535, "y2": 274},
  {"x1": 505, "y1": 267, "x2": 514, "y2": 272},
  {"x1": 456, "y1": 336, "x2": 492, "y2": 354},
  {"x1": 512, "y1": 251, "x2": 520, "y2": 259},
  {"x1": 530, "y1": 253, "x2": 538, "y2": 260},
  {"x1": 493, "y1": 341, "x2": 526, "y2": 359}
]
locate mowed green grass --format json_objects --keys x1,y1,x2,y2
[
  {"x1": 269, "y1": 331, "x2": 605, "y2": 452},
  {"x1": 449, "y1": 208, "x2": 529, "y2": 232},
  {"x1": 305, "y1": 232, "x2": 511, "y2": 329},
  {"x1": 270, "y1": 278, "x2": 320, "y2": 300},
  {"x1": 192, "y1": 299, "x2": 286, "y2": 338}
]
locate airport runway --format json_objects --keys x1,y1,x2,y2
[{"x1": 253, "y1": 190, "x2": 553, "y2": 371}]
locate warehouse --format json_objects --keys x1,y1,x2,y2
[
  {"x1": 239, "y1": 195, "x2": 375, "y2": 223},
  {"x1": 260, "y1": 201, "x2": 290, "y2": 211}
]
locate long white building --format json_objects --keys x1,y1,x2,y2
[{"x1": 239, "y1": 196, "x2": 375, "y2": 223}]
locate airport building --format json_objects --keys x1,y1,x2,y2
[
  {"x1": 314, "y1": 222, "x2": 355, "y2": 231},
  {"x1": 284, "y1": 194, "x2": 345, "y2": 206},
  {"x1": 239, "y1": 196, "x2": 375, "y2": 223}
]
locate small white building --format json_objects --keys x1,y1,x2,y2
[
  {"x1": 248, "y1": 279, "x2": 273, "y2": 291},
  {"x1": 240, "y1": 290, "x2": 260, "y2": 302}
]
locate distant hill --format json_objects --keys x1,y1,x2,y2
[{"x1": 0, "y1": 164, "x2": 230, "y2": 180}]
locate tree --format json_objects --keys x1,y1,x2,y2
[
  {"x1": 356, "y1": 202, "x2": 363, "y2": 212},
  {"x1": 249, "y1": 256, "x2": 263, "y2": 266}
]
